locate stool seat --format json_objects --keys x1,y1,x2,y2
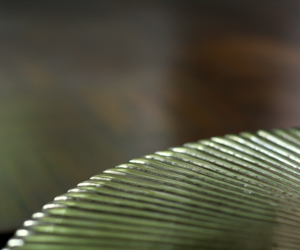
[{"x1": 5, "y1": 127, "x2": 300, "y2": 249}]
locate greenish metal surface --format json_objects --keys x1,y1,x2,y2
[{"x1": 5, "y1": 128, "x2": 300, "y2": 249}]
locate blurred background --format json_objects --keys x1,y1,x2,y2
[{"x1": 1, "y1": 0, "x2": 300, "y2": 246}]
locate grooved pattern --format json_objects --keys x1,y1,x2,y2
[{"x1": 5, "y1": 128, "x2": 300, "y2": 249}]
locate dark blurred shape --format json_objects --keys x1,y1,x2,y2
[
  {"x1": 0, "y1": 231, "x2": 14, "y2": 249},
  {"x1": 1, "y1": 0, "x2": 300, "y2": 242}
]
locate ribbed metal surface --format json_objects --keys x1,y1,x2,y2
[{"x1": 4, "y1": 128, "x2": 300, "y2": 249}]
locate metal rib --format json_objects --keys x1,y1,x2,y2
[{"x1": 4, "y1": 127, "x2": 300, "y2": 249}]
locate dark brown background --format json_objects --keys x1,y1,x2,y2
[{"x1": 1, "y1": 0, "x2": 300, "y2": 246}]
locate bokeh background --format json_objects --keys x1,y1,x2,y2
[{"x1": 1, "y1": 0, "x2": 300, "y2": 246}]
